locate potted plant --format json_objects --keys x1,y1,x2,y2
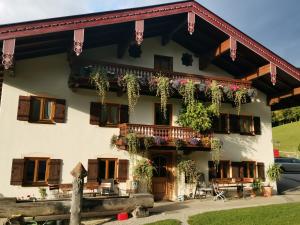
[
  {"x1": 38, "y1": 187, "x2": 48, "y2": 200},
  {"x1": 251, "y1": 179, "x2": 263, "y2": 197},
  {"x1": 133, "y1": 159, "x2": 156, "y2": 193},
  {"x1": 263, "y1": 163, "x2": 282, "y2": 197}
]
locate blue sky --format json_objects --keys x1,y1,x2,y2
[{"x1": 0, "y1": 0, "x2": 299, "y2": 66}]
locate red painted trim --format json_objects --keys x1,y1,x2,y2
[{"x1": 0, "y1": 1, "x2": 299, "y2": 82}]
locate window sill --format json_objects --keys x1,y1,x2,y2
[
  {"x1": 29, "y1": 120, "x2": 56, "y2": 125},
  {"x1": 22, "y1": 182, "x2": 48, "y2": 187}
]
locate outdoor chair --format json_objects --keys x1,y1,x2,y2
[
  {"x1": 212, "y1": 183, "x2": 227, "y2": 201},
  {"x1": 99, "y1": 179, "x2": 116, "y2": 196}
]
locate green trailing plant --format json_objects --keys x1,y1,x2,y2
[
  {"x1": 143, "y1": 136, "x2": 155, "y2": 152},
  {"x1": 251, "y1": 179, "x2": 263, "y2": 194},
  {"x1": 177, "y1": 101, "x2": 212, "y2": 132},
  {"x1": 179, "y1": 80, "x2": 196, "y2": 107},
  {"x1": 211, "y1": 137, "x2": 222, "y2": 169},
  {"x1": 156, "y1": 76, "x2": 170, "y2": 119},
  {"x1": 126, "y1": 133, "x2": 140, "y2": 156},
  {"x1": 122, "y1": 73, "x2": 140, "y2": 113},
  {"x1": 209, "y1": 80, "x2": 223, "y2": 116},
  {"x1": 110, "y1": 134, "x2": 118, "y2": 148},
  {"x1": 90, "y1": 66, "x2": 110, "y2": 104},
  {"x1": 266, "y1": 163, "x2": 282, "y2": 184},
  {"x1": 38, "y1": 187, "x2": 47, "y2": 200},
  {"x1": 177, "y1": 159, "x2": 200, "y2": 184},
  {"x1": 133, "y1": 159, "x2": 156, "y2": 192},
  {"x1": 234, "y1": 88, "x2": 248, "y2": 115},
  {"x1": 175, "y1": 139, "x2": 185, "y2": 151}
]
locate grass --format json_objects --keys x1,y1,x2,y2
[
  {"x1": 188, "y1": 203, "x2": 300, "y2": 225},
  {"x1": 272, "y1": 121, "x2": 300, "y2": 155},
  {"x1": 144, "y1": 219, "x2": 182, "y2": 225}
]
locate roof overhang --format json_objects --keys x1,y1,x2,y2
[{"x1": 0, "y1": 0, "x2": 299, "y2": 110}]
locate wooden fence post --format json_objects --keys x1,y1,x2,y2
[{"x1": 69, "y1": 162, "x2": 87, "y2": 225}]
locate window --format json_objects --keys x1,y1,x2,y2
[
  {"x1": 154, "y1": 55, "x2": 173, "y2": 72},
  {"x1": 216, "y1": 161, "x2": 230, "y2": 179},
  {"x1": 29, "y1": 97, "x2": 55, "y2": 123},
  {"x1": 24, "y1": 158, "x2": 49, "y2": 185},
  {"x1": 243, "y1": 161, "x2": 256, "y2": 178},
  {"x1": 98, "y1": 159, "x2": 117, "y2": 180},
  {"x1": 17, "y1": 96, "x2": 66, "y2": 124},
  {"x1": 90, "y1": 102, "x2": 129, "y2": 127},
  {"x1": 239, "y1": 116, "x2": 254, "y2": 135},
  {"x1": 212, "y1": 114, "x2": 229, "y2": 133},
  {"x1": 154, "y1": 103, "x2": 172, "y2": 126}
]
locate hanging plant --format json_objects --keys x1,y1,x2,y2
[
  {"x1": 177, "y1": 101, "x2": 212, "y2": 132},
  {"x1": 177, "y1": 159, "x2": 201, "y2": 184},
  {"x1": 156, "y1": 75, "x2": 171, "y2": 119},
  {"x1": 234, "y1": 88, "x2": 248, "y2": 115},
  {"x1": 209, "y1": 80, "x2": 223, "y2": 117},
  {"x1": 126, "y1": 133, "x2": 140, "y2": 156},
  {"x1": 198, "y1": 82, "x2": 206, "y2": 92},
  {"x1": 189, "y1": 138, "x2": 199, "y2": 146},
  {"x1": 110, "y1": 134, "x2": 118, "y2": 148},
  {"x1": 90, "y1": 66, "x2": 110, "y2": 104},
  {"x1": 211, "y1": 137, "x2": 222, "y2": 170},
  {"x1": 175, "y1": 139, "x2": 185, "y2": 151},
  {"x1": 179, "y1": 80, "x2": 195, "y2": 107},
  {"x1": 143, "y1": 136, "x2": 155, "y2": 151},
  {"x1": 133, "y1": 159, "x2": 156, "y2": 192},
  {"x1": 171, "y1": 79, "x2": 181, "y2": 91},
  {"x1": 122, "y1": 73, "x2": 140, "y2": 113}
]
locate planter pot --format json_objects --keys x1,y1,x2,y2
[
  {"x1": 263, "y1": 186, "x2": 272, "y2": 197},
  {"x1": 250, "y1": 190, "x2": 257, "y2": 198}
]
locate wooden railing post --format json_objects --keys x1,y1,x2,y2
[{"x1": 70, "y1": 162, "x2": 87, "y2": 225}]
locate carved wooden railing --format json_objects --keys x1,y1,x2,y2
[
  {"x1": 118, "y1": 123, "x2": 212, "y2": 148},
  {"x1": 69, "y1": 58, "x2": 252, "y2": 88}
]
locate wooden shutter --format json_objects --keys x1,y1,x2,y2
[
  {"x1": 117, "y1": 159, "x2": 129, "y2": 182},
  {"x1": 87, "y1": 159, "x2": 99, "y2": 183},
  {"x1": 208, "y1": 161, "x2": 216, "y2": 181},
  {"x1": 10, "y1": 159, "x2": 25, "y2": 185},
  {"x1": 90, "y1": 102, "x2": 101, "y2": 125},
  {"x1": 231, "y1": 162, "x2": 242, "y2": 179},
  {"x1": 119, "y1": 105, "x2": 129, "y2": 124},
  {"x1": 17, "y1": 96, "x2": 31, "y2": 121},
  {"x1": 254, "y1": 117, "x2": 261, "y2": 135},
  {"x1": 54, "y1": 99, "x2": 66, "y2": 123},
  {"x1": 229, "y1": 114, "x2": 240, "y2": 133},
  {"x1": 48, "y1": 159, "x2": 62, "y2": 185},
  {"x1": 257, "y1": 162, "x2": 265, "y2": 181}
]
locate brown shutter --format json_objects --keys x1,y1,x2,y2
[
  {"x1": 48, "y1": 159, "x2": 62, "y2": 185},
  {"x1": 90, "y1": 102, "x2": 101, "y2": 125},
  {"x1": 257, "y1": 162, "x2": 265, "y2": 181},
  {"x1": 229, "y1": 114, "x2": 240, "y2": 133},
  {"x1": 232, "y1": 162, "x2": 242, "y2": 179},
  {"x1": 254, "y1": 117, "x2": 261, "y2": 135},
  {"x1": 10, "y1": 159, "x2": 25, "y2": 185},
  {"x1": 119, "y1": 105, "x2": 129, "y2": 124},
  {"x1": 87, "y1": 159, "x2": 99, "y2": 183},
  {"x1": 117, "y1": 159, "x2": 129, "y2": 182},
  {"x1": 17, "y1": 96, "x2": 31, "y2": 121},
  {"x1": 54, "y1": 99, "x2": 66, "y2": 123},
  {"x1": 208, "y1": 161, "x2": 216, "y2": 181}
]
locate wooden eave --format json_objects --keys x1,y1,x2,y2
[{"x1": 0, "y1": 0, "x2": 299, "y2": 110}]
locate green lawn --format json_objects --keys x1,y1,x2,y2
[
  {"x1": 272, "y1": 121, "x2": 300, "y2": 155},
  {"x1": 144, "y1": 219, "x2": 181, "y2": 225},
  {"x1": 188, "y1": 203, "x2": 300, "y2": 225}
]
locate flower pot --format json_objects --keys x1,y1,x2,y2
[
  {"x1": 250, "y1": 190, "x2": 256, "y2": 198},
  {"x1": 263, "y1": 186, "x2": 272, "y2": 197}
]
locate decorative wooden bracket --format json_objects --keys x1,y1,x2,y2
[
  {"x1": 73, "y1": 29, "x2": 85, "y2": 56},
  {"x1": 230, "y1": 37, "x2": 237, "y2": 61},
  {"x1": 188, "y1": 12, "x2": 195, "y2": 35},
  {"x1": 270, "y1": 63, "x2": 277, "y2": 85},
  {"x1": 2, "y1": 39, "x2": 15, "y2": 70},
  {"x1": 135, "y1": 20, "x2": 144, "y2": 45}
]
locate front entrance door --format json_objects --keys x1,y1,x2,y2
[{"x1": 152, "y1": 152, "x2": 175, "y2": 201}]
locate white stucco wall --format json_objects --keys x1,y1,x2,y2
[{"x1": 0, "y1": 37, "x2": 274, "y2": 199}]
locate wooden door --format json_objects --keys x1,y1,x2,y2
[{"x1": 152, "y1": 153, "x2": 174, "y2": 201}]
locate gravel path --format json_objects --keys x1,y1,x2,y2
[{"x1": 83, "y1": 194, "x2": 300, "y2": 225}]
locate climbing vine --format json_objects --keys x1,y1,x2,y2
[
  {"x1": 90, "y1": 66, "x2": 110, "y2": 104},
  {"x1": 122, "y1": 73, "x2": 140, "y2": 113},
  {"x1": 177, "y1": 159, "x2": 200, "y2": 184},
  {"x1": 156, "y1": 76, "x2": 170, "y2": 119},
  {"x1": 211, "y1": 137, "x2": 222, "y2": 170}
]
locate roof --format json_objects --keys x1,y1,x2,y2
[{"x1": 0, "y1": 0, "x2": 299, "y2": 110}]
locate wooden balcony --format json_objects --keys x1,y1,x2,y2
[
  {"x1": 68, "y1": 58, "x2": 252, "y2": 91},
  {"x1": 117, "y1": 123, "x2": 213, "y2": 151}
]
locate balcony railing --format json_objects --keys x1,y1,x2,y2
[
  {"x1": 69, "y1": 58, "x2": 252, "y2": 89},
  {"x1": 118, "y1": 123, "x2": 213, "y2": 149}
]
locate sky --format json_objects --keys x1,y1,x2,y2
[{"x1": 0, "y1": 0, "x2": 299, "y2": 66}]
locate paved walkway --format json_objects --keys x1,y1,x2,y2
[{"x1": 83, "y1": 194, "x2": 300, "y2": 225}]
